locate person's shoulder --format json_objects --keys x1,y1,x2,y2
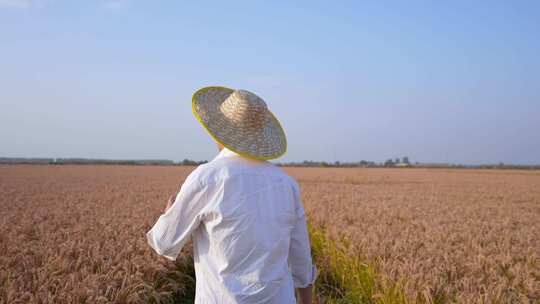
[
  {"x1": 266, "y1": 164, "x2": 299, "y2": 187},
  {"x1": 187, "y1": 157, "x2": 297, "y2": 186},
  {"x1": 186, "y1": 157, "x2": 244, "y2": 186},
  {"x1": 184, "y1": 161, "x2": 221, "y2": 186}
]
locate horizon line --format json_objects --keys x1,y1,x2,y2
[{"x1": 1, "y1": 156, "x2": 539, "y2": 168}]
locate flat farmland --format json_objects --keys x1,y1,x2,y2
[
  {"x1": 1, "y1": 165, "x2": 539, "y2": 303},
  {"x1": 292, "y1": 168, "x2": 540, "y2": 303}
]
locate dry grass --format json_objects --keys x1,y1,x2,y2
[{"x1": 1, "y1": 165, "x2": 539, "y2": 303}]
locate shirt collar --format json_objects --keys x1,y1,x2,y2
[{"x1": 213, "y1": 147, "x2": 239, "y2": 161}]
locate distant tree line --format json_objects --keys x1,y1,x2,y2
[
  {"x1": 278, "y1": 156, "x2": 412, "y2": 168},
  {"x1": 277, "y1": 160, "x2": 378, "y2": 168},
  {"x1": 383, "y1": 156, "x2": 410, "y2": 167},
  {"x1": 1, "y1": 157, "x2": 539, "y2": 170},
  {"x1": 179, "y1": 159, "x2": 208, "y2": 166},
  {"x1": 0, "y1": 157, "x2": 191, "y2": 166}
]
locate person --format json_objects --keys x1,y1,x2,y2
[{"x1": 146, "y1": 87, "x2": 317, "y2": 304}]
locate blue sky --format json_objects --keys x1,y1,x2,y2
[{"x1": 1, "y1": 0, "x2": 539, "y2": 164}]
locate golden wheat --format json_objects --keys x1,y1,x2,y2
[
  {"x1": 1, "y1": 166, "x2": 538, "y2": 303},
  {"x1": 288, "y1": 167, "x2": 540, "y2": 303}
]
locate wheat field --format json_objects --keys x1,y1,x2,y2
[
  {"x1": 1, "y1": 165, "x2": 539, "y2": 303},
  {"x1": 293, "y1": 168, "x2": 540, "y2": 303}
]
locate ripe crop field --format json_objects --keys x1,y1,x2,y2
[
  {"x1": 292, "y1": 168, "x2": 540, "y2": 303},
  {"x1": 1, "y1": 165, "x2": 539, "y2": 303}
]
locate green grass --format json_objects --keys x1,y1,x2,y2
[
  {"x1": 309, "y1": 223, "x2": 412, "y2": 304},
  {"x1": 160, "y1": 224, "x2": 413, "y2": 304},
  {"x1": 138, "y1": 254, "x2": 196, "y2": 304}
]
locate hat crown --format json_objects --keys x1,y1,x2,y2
[{"x1": 220, "y1": 90, "x2": 268, "y2": 129}]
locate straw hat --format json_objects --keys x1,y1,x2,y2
[{"x1": 192, "y1": 86, "x2": 287, "y2": 160}]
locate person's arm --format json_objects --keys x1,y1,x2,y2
[
  {"x1": 289, "y1": 180, "x2": 317, "y2": 303},
  {"x1": 146, "y1": 173, "x2": 207, "y2": 260},
  {"x1": 297, "y1": 284, "x2": 313, "y2": 304},
  {"x1": 164, "y1": 193, "x2": 176, "y2": 213}
]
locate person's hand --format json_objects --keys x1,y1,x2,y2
[{"x1": 164, "y1": 193, "x2": 177, "y2": 213}]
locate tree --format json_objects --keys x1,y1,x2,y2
[
  {"x1": 384, "y1": 159, "x2": 395, "y2": 167},
  {"x1": 181, "y1": 159, "x2": 198, "y2": 166},
  {"x1": 395, "y1": 158, "x2": 400, "y2": 164},
  {"x1": 403, "y1": 156, "x2": 410, "y2": 164}
]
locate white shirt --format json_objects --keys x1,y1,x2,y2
[{"x1": 147, "y1": 148, "x2": 317, "y2": 304}]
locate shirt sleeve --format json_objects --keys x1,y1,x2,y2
[
  {"x1": 146, "y1": 171, "x2": 207, "y2": 261},
  {"x1": 288, "y1": 180, "x2": 318, "y2": 288}
]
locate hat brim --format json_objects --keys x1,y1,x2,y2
[{"x1": 192, "y1": 86, "x2": 287, "y2": 160}]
